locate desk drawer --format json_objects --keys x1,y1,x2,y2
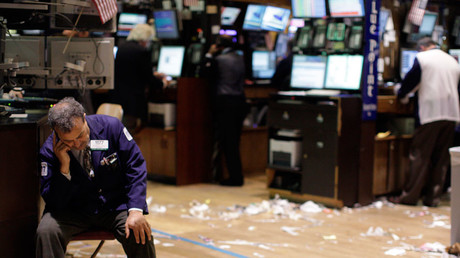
[
  {"x1": 268, "y1": 102, "x2": 337, "y2": 131},
  {"x1": 377, "y1": 96, "x2": 413, "y2": 114}
]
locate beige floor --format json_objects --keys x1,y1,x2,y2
[{"x1": 67, "y1": 174, "x2": 452, "y2": 258}]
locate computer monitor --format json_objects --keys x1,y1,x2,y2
[
  {"x1": 328, "y1": 0, "x2": 365, "y2": 17},
  {"x1": 290, "y1": 55, "x2": 327, "y2": 89},
  {"x1": 291, "y1": 0, "x2": 327, "y2": 18},
  {"x1": 221, "y1": 7, "x2": 241, "y2": 26},
  {"x1": 153, "y1": 10, "x2": 180, "y2": 39},
  {"x1": 418, "y1": 11, "x2": 437, "y2": 36},
  {"x1": 242, "y1": 4, "x2": 266, "y2": 31},
  {"x1": 47, "y1": 37, "x2": 115, "y2": 89},
  {"x1": 157, "y1": 46, "x2": 185, "y2": 77},
  {"x1": 117, "y1": 13, "x2": 148, "y2": 37},
  {"x1": 260, "y1": 6, "x2": 291, "y2": 32},
  {"x1": 252, "y1": 51, "x2": 276, "y2": 79},
  {"x1": 400, "y1": 48, "x2": 418, "y2": 79},
  {"x1": 4, "y1": 36, "x2": 46, "y2": 89},
  {"x1": 324, "y1": 55, "x2": 364, "y2": 90}
]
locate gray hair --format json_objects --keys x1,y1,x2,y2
[
  {"x1": 416, "y1": 37, "x2": 437, "y2": 51},
  {"x1": 127, "y1": 24, "x2": 155, "y2": 42},
  {"x1": 48, "y1": 97, "x2": 85, "y2": 133}
]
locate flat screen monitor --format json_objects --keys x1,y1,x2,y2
[
  {"x1": 419, "y1": 12, "x2": 437, "y2": 36},
  {"x1": 252, "y1": 51, "x2": 276, "y2": 79},
  {"x1": 260, "y1": 6, "x2": 291, "y2": 32},
  {"x1": 290, "y1": 55, "x2": 327, "y2": 89},
  {"x1": 291, "y1": 0, "x2": 327, "y2": 18},
  {"x1": 243, "y1": 4, "x2": 265, "y2": 31},
  {"x1": 153, "y1": 10, "x2": 180, "y2": 39},
  {"x1": 328, "y1": 0, "x2": 365, "y2": 17},
  {"x1": 400, "y1": 49, "x2": 418, "y2": 79},
  {"x1": 157, "y1": 46, "x2": 185, "y2": 77},
  {"x1": 221, "y1": 7, "x2": 241, "y2": 26},
  {"x1": 117, "y1": 13, "x2": 148, "y2": 37},
  {"x1": 449, "y1": 49, "x2": 460, "y2": 65},
  {"x1": 324, "y1": 55, "x2": 364, "y2": 90}
]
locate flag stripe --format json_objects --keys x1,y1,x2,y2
[{"x1": 91, "y1": 0, "x2": 117, "y2": 24}]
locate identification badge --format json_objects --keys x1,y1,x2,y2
[
  {"x1": 123, "y1": 127, "x2": 133, "y2": 141},
  {"x1": 41, "y1": 162, "x2": 48, "y2": 176},
  {"x1": 90, "y1": 140, "x2": 109, "y2": 150}
]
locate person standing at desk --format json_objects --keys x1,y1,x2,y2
[
  {"x1": 203, "y1": 35, "x2": 248, "y2": 186},
  {"x1": 270, "y1": 39, "x2": 295, "y2": 91},
  {"x1": 112, "y1": 24, "x2": 167, "y2": 133},
  {"x1": 393, "y1": 37, "x2": 460, "y2": 207},
  {"x1": 35, "y1": 97, "x2": 156, "y2": 257}
]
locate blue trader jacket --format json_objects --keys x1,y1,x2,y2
[{"x1": 39, "y1": 114, "x2": 148, "y2": 215}]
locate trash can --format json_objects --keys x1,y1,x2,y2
[{"x1": 450, "y1": 146, "x2": 460, "y2": 245}]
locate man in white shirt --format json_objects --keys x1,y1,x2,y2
[{"x1": 394, "y1": 37, "x2": 460, "y2": 207}]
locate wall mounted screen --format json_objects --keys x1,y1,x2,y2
[
  {"x1": 328, "y1": 0, "x2": 365, "y2": 17},
  {"x1": 153, "y1": 10, "x2": 180, "y2": 39},
  {"x1": 291, "y1": 0, "x2": 326, "y2": 18}
]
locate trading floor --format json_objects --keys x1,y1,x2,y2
[{"x1": 66, "y1": 174, "x2": 450, "y2": 258}]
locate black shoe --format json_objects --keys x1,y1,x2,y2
[{"x1": 220, "y1": 178, "x2": 244, "y2": 186}]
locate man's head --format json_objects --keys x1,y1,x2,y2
[
  {"x1": 48, "y1": 97, "x2": 90, "y2": 150},
  {"x1": 127, "y1": 24, "x2": 155, "y2": 48},
  {"x1": 416, "y1": 37, "x2": 437, "y2": 52},
  {"x1": 215, "y1": 35, "x2": 236, "y2": 50}
]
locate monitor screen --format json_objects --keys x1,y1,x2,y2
[
  {"x1": 379, "y1": 8, "x2": 390, "y2": 39},
  {"x1": 157, "y1": 46, "x2": 185, "y2": 77},
  {"x1": 328, "y1": 0, "x2": 365, "y2": 17},
  {"x1": 400, "y1": 49, "x2": 418, "y2": 79},
  {"x1": 290, "y1": 55, "x2": 327, "y2": 89},
  {"x1": 419, "y1": 12, "x2": 437, "y2": 36},
  {"x1": 449, "y1": 49, "x2": 460, "y2": 65},
  {"x1": 117, "y1": 13, "x2": 148, "y2": 37},
  {"x1": 252, "y1": 51, "x2": 276, "y2": 79},
  {"x1": 243, "y1": 4, "x2": 265, "y2": 31},
  {"x1": 153, "y1": 10, "x2": 180, "y2": 39},
  {"x1": 324, "y1": 55, "x2": 364, "y2": 90},
  {"x1": 291, "y1": 0, "x2": 327, "y2": 18},
  {"x1": 221, "y1": 7, "x2": 241, "y2": 26},
  {"x1": 260, "y1": 6, "x2": 291, "y2": 32}
]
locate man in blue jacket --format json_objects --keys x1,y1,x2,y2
[{"x1": 36, "y1": 97, "x2": 155, "y2": 257}]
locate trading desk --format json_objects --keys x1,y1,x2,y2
[{"x1": 0, "y1": 113, "x2": 49, "y2": 257}]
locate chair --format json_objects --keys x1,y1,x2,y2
[
  {"x1": 70, "y1": 229, "x2": 115, "y2": 258},
  {"x1": 96, "y1": 103, "x2": 123, "y2": 121}
]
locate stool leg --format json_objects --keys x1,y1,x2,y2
[{"x1": 91, "y1": 240, "x2": 105, "y2": 258}]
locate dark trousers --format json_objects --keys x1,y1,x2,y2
[
  {"x1": 36, "y1": 210, "x2": 156, "y2": 258},
  {"x1": 400, "y1": 120, "x2": 455, "y2": 206},
  {"x1": 213, "y1": 95, "x2": 248, "y2": 182}
]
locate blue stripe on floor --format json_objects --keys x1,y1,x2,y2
[{"x1": 151, "y1": 228, "x2": 248, "y2": 258}]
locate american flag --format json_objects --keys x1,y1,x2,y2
[
  {"x1": 408, "y1": 0, "x2": 427, "y2": 26},
  {"x1": 184, "y1": 0, "x2": 199, "y2": 7},
  {"x1": 91, "y1": 0, "x2": 118, "y2": 24}
]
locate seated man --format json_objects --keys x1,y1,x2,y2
[{"x1": 35, "y1": 97, "x2": 155, "y2": 257}]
